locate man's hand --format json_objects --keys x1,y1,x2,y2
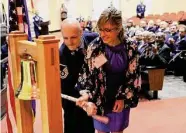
[
  {"x1": 112, "y1": 100, "x2": 124, "y2": 112},
  {"x1": 152, "y1": 45, "x2": 158, "y2": 54}
]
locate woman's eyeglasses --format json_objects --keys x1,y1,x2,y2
[{"x1": 98, "y1": 28, "x2": 118, "y2": 33}]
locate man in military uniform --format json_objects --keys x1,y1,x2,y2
[
  {"x1": 33, "y1": 12, "x2": 43, "y2": 38},
  {"x1": 60, "y1": 3, "x2": 68, "y2": 21},
  {"x1": 59, "y1": 18, "x2": 98, "y2": 133},
  {"x1": 136, "y1": 1, "x2": 146, "y2": 19}
]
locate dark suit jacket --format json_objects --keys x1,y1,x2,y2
[
  {"x1": 165, "y1": 32, "x2": 179, "y2": 52},
  {"x1": 177, "y1": 36, "x2": 186, "y2": 50},
  {"x1": 146, "y1": 26, "x2": 156, "y2": 33}
]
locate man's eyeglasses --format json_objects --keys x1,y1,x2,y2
[{"x1": 98, "y1": 28, "x2": 118, "y2": 33}]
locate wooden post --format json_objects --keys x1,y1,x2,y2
[
  {"x1": 8, "y1": 31, "x2": 33, "y2": 133},
  {"x1": 36, "y1": 35, "x2": 63, "y2": 133},
  {"x1": 8, "y1": 32, "x2": 63, "y2": 133}
]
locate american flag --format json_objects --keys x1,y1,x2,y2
[
  {"x1": 6, "y1": 0, "x2": 33, "y2": 132},
  {"x1": 9, "y1": 0, "x2": 32, "y2": 40},
  {"x1": 6, "y1": 53, "x2": 17, "y2": 133}
]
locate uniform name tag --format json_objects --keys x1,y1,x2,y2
[{"x1": 93, "y1": 54, "x2": 107, "y2": 68}]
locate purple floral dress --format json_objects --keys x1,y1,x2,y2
[{"x1": 75, "y1": 37, "x2": 141, "y2": 116}]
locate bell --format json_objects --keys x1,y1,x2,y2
[
  {"x1": 30, "y1": 60, "x2": 39, "y2": 99},
  {"x1": 16, "y1": 60, "x2": 39, "y2": 100}
]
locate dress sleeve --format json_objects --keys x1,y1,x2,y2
[
  {"x1": 115, "y1": 44, "x2": 141, "y2": 109},
  {"x1": 74, "y1": 59, "x2": 95, "y2": 100},
  {"x1": 75, "y1": 38, "x2": 101, "y2": 100}
]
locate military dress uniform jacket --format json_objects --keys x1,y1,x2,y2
[
  {"x1": 136, "y1": 4, "x2": 146, "y2": 18},
  {"x1": 59, "y1": 32, "x2": 98, "y2": 133},
  {"x1": 59, "y1": 32, "x2": 98, "y2": 108}
]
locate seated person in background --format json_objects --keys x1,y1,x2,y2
[
  {"x1": 138, "y1": 31, "x2": 151, "y2": 55},
  {"x1": 125, "y1": 20, "x2": 136, "y2": 37},
  {"x1": 139, "y1": 32, "x2": 170, "y2": 68},
  {"x1": 154, "y1": 19, "x2": 162, "y2": 33},
  {"x1": 133, "y1": 30, "x2": 144, "y2": 46},
  {"x1": 155, "y1": 32, "x2": 171, "y2": 65},
  {"x1": 165, "y1": 24, "x2": 179, "y2": 53},
  {"x1": 170, "y1": 26, "x2": 186, "y2": 76},
  {"x1": 146, "y1": 20, "x2": 156, "y2": 33},
  {"x1": 139, "y1": 20, "x2": 147, "y2": 31},
  {"x1": 157, "y1": 21, "x2": 169, "y2": 34},
  {"x1": 177, "y1": 26, "x2": 186, "y2": 51}
]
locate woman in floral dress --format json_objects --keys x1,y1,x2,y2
[{"x1": 75, "y1": 7, "x2": 141, "y2": 133}]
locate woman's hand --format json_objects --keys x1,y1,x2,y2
[
  {"x1": 76, "y1": 94, "x2": 97, "y2": 116},
  {"x1": 76, "y1": 93, "x2": 89, "y2": 108},
  {"x1": 112, "y1": 100, "x2": 124, "y2": 112},
  {"x1": 86, "y1": 102, "x2": 97, "y2": 116}
]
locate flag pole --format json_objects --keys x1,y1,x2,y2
[{"x1": 23, "y1": 0, "x2": 32, "y2": 41}]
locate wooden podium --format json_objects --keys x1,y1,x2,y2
[
  {"x1": 148, "y1": 69, "x2": 165, "y2": 91},
  {"x1": 8, "y1": 31, "x2": 63, "y2": 133},
  {"x1": 147, "y1": 66, "x2": 165, "y2": 99}
]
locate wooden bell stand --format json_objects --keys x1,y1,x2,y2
[{"x1": 8, "y1": 31, "x2": 63, "y2": 133}]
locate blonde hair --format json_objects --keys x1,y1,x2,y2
[{"x1": 97, "y1": 7, "x2": 125, "y2": 41}]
